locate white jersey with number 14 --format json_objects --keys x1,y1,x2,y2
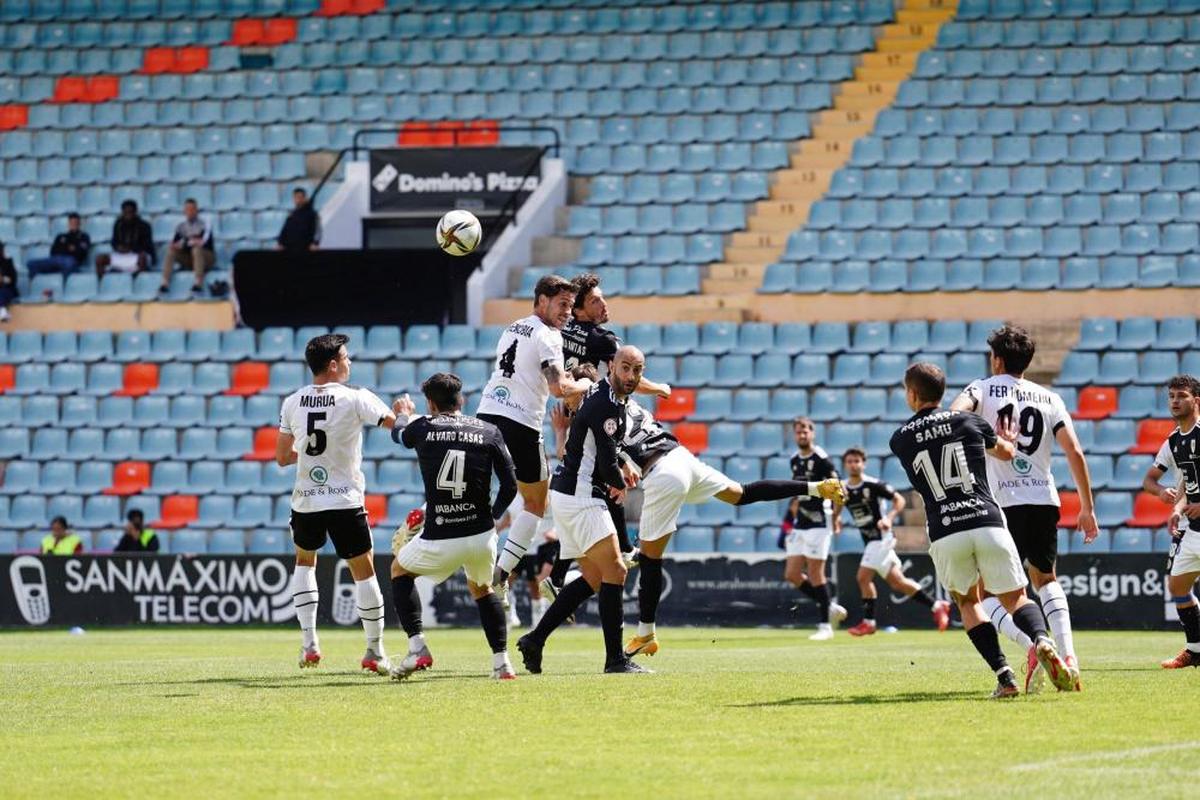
[
  {"x1": 477, "y1": 315, "x2": 564, "y2": 432},
  {"x1": 958, "y1": 374, "x2": 1074, "y2": 508}
]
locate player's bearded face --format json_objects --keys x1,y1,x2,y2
[
  {"x1": 794, "y1": 424, "x2": 812, "y2": 447},
  {"x1": 584, "y1": 290, "x2": 609, "y2": 323},
  {"x1": 844, "y1": 456, "x2": 864, "y2": 478},
  {"x1": 1169, "y1": 389, "x2": 1196, "y2": 419},
  {"x1": 612, "y1": 359, "x2": 643, "y2": 395},
  {"x1": 543, "y1": 293, "x2": 573, "y2": 328}
]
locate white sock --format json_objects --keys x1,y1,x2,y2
[
  {"x1": 408, "y1": 633, "x2": 427, "y2": 653},
  {"x1": 492, "y1": 651, "x2": 511, "y2": 669},
  {"x1": 565, "y1": 568, "x2": 582, "y2": 586},
  {"x1": 508, "y1": 603, "x2": 521, "y2": 626},
  {"x1": 355, "y1": 576, "x2": 385, "y2": 654},
  {"x1": 1037, "y1": 581, "x2": 1075, "y2": 660},
  {"x1": 496, "y1": 510, "x2": 540, "y2": 574},
  {"x1": 982, "y1": 596, "x2": 1033, "y2": 650},
  {"x1": 291, "y1": 566, "x2": 319, "y2": 649},
  {"x1": 532, "y1": 597, "x2": 548, "y2": 626},
  {"x1": 638, "y1": 621, "x2": 656, "y2": 637}
]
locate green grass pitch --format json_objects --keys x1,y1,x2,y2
[{"x1": 2, "y1": 627, "x2": 1198, "y2": 798}]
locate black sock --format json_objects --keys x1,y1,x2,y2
[
  {"x1": 1011, "y1": 602, "x2": 1049, "y2": 643},
  {"x1": 549, "y1": 557, "x2": 571, "y2": 589},
  {"x1": 609, "y1": 498, "x2": 633, "y2": 553},
  {"x1": 1179, "y1": 603, "x2": 1200, "y2": 645},
  {"x1": 796, "y1": 580, "x2": 818, "y2": 602},
  {"x1": 814, "y1": 582, "x2": 831, "y2": 622},
  {"x1": 599, "y1": 581, "x2": 624, "y2": 664},
  {"x1": 909, "y1": 587, "x2": 935, "y2": 608},
  {"x1": 638, "y1": 555, "x2": 664, "y2": 624},
  {"x1": 391, "y1": 575, "x2": 422, "y2": 638},
  {"x1": 737, "y1": 479, "x2": 812, "y2": 505},
  {"x1": 862, "y1": 597, "x2": 876, "y2": 621},
  {"x1": 530, "y1": 576, "x2": 594, "y2": 644},
  {"x1": 966, "y1": 621, "x2": 1012, "y2": 679},
  {"x1": 476, "y1": 593, "x2": 507, "y2": 654}
]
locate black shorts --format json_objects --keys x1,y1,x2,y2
[
  {"x1": 536, "y1": 540, "x2": 560, "y2": 568},
  {"x1": 478, "y1": 413, "x2": 547, "y2": 484},
  {"x1": 290, "y1": 508, "x2": 373, "y2": 560},
  {"x1": 515, "y1": 554, "x2": 539, "y2": 581},
  {"x1": 1003, "y1": 504, "x2": 1061, "y2": 573}
]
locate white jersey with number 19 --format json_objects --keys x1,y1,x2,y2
[
  {"x1": 477, "y1": 314, "x2": 564, "y2": 432},
  {"x1": 958, "y1": 374, "x2": 1074, "y2": 508},
  {"x1": 279, "y1": 382, "x2": 391, "y2": 513}
]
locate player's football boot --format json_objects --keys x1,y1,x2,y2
[
  {"x1": 538, "y1": 577, "x2": 575, "y2": 625},
  {"x1": 848, "y1": 620, "x2": 877, "y2": 637},
  {"x1": 604, "y1": 657, "x2": 653, "y2": 674},
  {"x1": 390, "y1": 508, "x2": 425, "y2": 555},
  {"x1": 991, "y1": 679, "x2": 1020, "y2": 700},
  {"x1": 298, "y1": 645, "x2": 321, "y2": 669},
  {"x1": 622, "y1": 547, "x2": 640, "y2": 569},
  {"x1": 1023, "y1": 645, "x2": 1046, "y2": 694},
  {"x1": 1034, "y1": 635, "x2": 1074, "y2": 691},
  {"x1": 1161, "y1": 648, "x2": 1200, "y2": 669},
  {"x1": 361, "y1": 648, "x2": 392, "y2": 677},
  {"x1": 1064, "y1": 655, "x2": 1082, "y2": 690},
  {"x1": 388, "y1": 646, "x2": 433, "y2": 681},
  {"x1": 829, "y1": 602, "x2": 848, "y2": 626},
  {"x1": 624, "y1": 633, "x2": 659, "y2": 657},
  {"x1": 931, "y1": 600, "x2": 951, "y2": 632},
  {"x1": 491, "y1": 663, "x2": 518, "y2": 681},
  {"x1": 516, "y1": 634, "x2": 543, "y2": 674},
  {"x1": 491, "y1": 565, "x2": 510, "y2": 611},
  {"x1": 809, "y1": 624, "x2": 834, "y2": 641}
]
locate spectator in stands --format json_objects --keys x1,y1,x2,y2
[
  {"x1": 277, "y1": 187, "x2": 320, "y2": 252},
  {"x1": 0, "y1": 240, "x2": 17, "y2": 323},
  {"x1": 41, "y1": 516, "x2": 83, "y2": 556},
  {"x1": 26, "y1": 213, "x2": 91, "y2": 277},
  {"x1": 114, "y1": 509, "x2": 159, "y2": 553},
  {"x1": 96, "y1": 200, "x2": 155, "y2": 278},
  {"x1": 160, "y1": 198, "x2": 215, "y2": 296}
]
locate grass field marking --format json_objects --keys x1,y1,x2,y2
[{"x1": 1008, "y1": 741, "x2": 1200, "y2": 772}]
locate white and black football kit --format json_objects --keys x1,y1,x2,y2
[
  {"x1": 958, "y1": 375, "x2": 1075, "y2": 572},
  {"x1": 560, "y1": 317, "x2": 620, "y2": 373},
  {"x1": 844, "y1": 476, "x2": 903, "y2": 577},
  {"x1": 279, "y1": 382, "x2": 391, "y2": 559},
  {"x1": 1155, "y1": 423, "x2": 1200, "y2": 577},
  {"x1": 890, "y1": 409, "x2": 1025, "y2": 595},
  {"x1": 549, "y1": 379, "x2": 628, "y2": 560},
  {"x1": 783, "y1": 447, "x2": 839, "y2": 560},
  {"x1": 477, "y1": 314, "x2": 564, "y2": 483},
  {"x1": 391, "y1": 413, "x2": 519, "y2": 585}
]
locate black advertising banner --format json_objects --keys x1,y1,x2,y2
[
  {"x1": 0, "y1": 553, "x2": 1175, "y2": 629},
  {"x1": 368, "y1": 147, "x2": 542, "y2": 212}
]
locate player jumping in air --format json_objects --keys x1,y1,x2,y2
[
  {"x1": 891, "y1": 363, "x2": 1074, "y2": 698},
  {"x1": 837, "y1": 447, "x2": 951, "y2": 636},
  {"x1": 1140, "y1": 374, "x2": 1200, "y2": 669},
  {"x1": 277, "y1": 334, "x2": 399, "y2": 675},
  {"x1": 950, "y1": 325, "x2": 1096, "y2": 691},
  {"x1": 387, "y1": 373, "x2": 520, "y2": 681}
]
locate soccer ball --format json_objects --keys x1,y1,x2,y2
[{"x1": 436, "y1": 210, "x2": 482, "y2": 256}]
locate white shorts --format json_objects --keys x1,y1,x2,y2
[
  {"x1": 638, "y1": 446, "x2": 732, "y2": 542},
  {"x1": 785, "y1": 526, "x2": 831, "y2": 560},
  {"x1": 395, "y1": 529, "x2": 496, "y2": 586},
  {"x1": 550, "y1": 491, "x2": 617, "y2": 559},
  {"x1": 860, "y1": 537, "x2": 902, "y2": 577},
  {"x1": 108, "y1": 251, "x2": 144, "y2": 272},
  {"x1": 1170, "y1": 529, "x2": 1200, "y2": 577},
  {"x1": 928, "y1": 526, "x2": 1026, "y2": 596}
]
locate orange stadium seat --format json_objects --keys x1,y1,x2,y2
[
  {"x1": 53, "y1": 76, "x2": 87, "y2": 103},
  {"x1": 0, "y1": 365, "x2": 14, "y2": 393},
  {"x1": 364, "y1": 494, "x2": 386, "y2": 527},
  {"x1": 115, "y1": 363, "x2": 159, "y2": 397},
  {"x1": 153, "y1": 495, "x2": 199, "y2": 529},
  {"x1": 316, "y1": 0, "x2": 353, "y2": 15},
  {"x1": 351, "y1": 0, "x2": 385, "y2": 13},
  {"x1": 142, "y1": 47, "x2": 176, "y2": 74},
  {"x1": 1057, "y1": 492, "x2": 1080, "y2": 528},
  {"x1": 1073, "y1": 386, "x2": 1118, "y2": 420},
  {"x1": 262, "y1": 18, "x2": 298, "y2": 45},
  {"x1": 1128, "y1": 493, "x2": 1173, "y2": 528},
  {"x1": 175, "y1": 47, "x2": 210, "y2": 74},
  {"x1": 0, "y1": 105, "x2": 29, "y2": 130},
  {"x1": 246, "y1": 427, "x2": 279, "y2": 461},
  {"x1": 229, "y1": 19, "x2": 265, "y2": 46},
  {"x1": 104, "y1": 461, "x2": 151, "y2": 496},
  {"x1": 672, "y1": 422, "x2": 708, "y2": 455},
  {"x1": 655, "y1": 388, "x2": 696, "y2": 422},
  {"x1": 85, "y1": 76, "x2": 120, "y2": 102},
  {"x1": 225, "y1": 362, "x2": 269, "y2": 396},
  {"x1": 1131, "y1": 419, "x2": 1176, "y2": 455}
]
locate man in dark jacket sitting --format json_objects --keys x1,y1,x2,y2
[
  {"x1": 95, "y1": 200, "x2": 155, "y2": 278},
  {"x1": 26, "y1": 212, "x2": 91, "y2": 276},
  {"x1": 276, "y1": 188, "x2": 321, "y2": 252}
]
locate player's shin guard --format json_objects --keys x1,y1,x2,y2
[
  {"x1": 496, "y1": 510, "x2": 540, "y2": 576},
  {"x1": 981, "y1": 595, "x2": 1033, "y2": 650},
  {"x1": 599, "y1": 582, "x2": 625, "y2": 666},
  {"x1": 1177, "y1": 597, "x2": 1200, "y2": 653},
  {"x1": 1010, "y1": 602, "x2": 1050, "y2": 643},
  {"x1": 638, "y1": 555, "x2": 664, "y2": 635},
  {"x1": 529, "y1": 576, "x2": 594, "y2": 644},
  {"x1": 291, "y1": 565, "x2": 319, "y2": 649},
  {"x1": 391, "y1": 574, "x2": 422, "y2": 638},
  {"x1": 966, "y1": 621, "x2": 1012, "y2": 679},
  {"x1": 356, "y1": 576, "x2": 386, "y2": 653},
  {"x1": 476, "y1": 593, "x2": 508, "y2": 655},
  {"x1": 736, "y1": 479, "x2": 812, "y2": 505},
  {"x1": 1037, "y1": 581, "x2": 1075, "y2": 660}
]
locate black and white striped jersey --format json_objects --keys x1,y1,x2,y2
[
  {"x1": 560, "y1": 318, "x2": 620, "y2": 372},
  {"x1": 550, "y1": 378, "x2": 627, "y2": 500},
  {"x1": 1154, "y1": 422, "x2": 1200, "y2": 532}
]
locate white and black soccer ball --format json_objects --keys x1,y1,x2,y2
[{"x1": 435, "y1": 209, "x2": 482, "y2": 256}]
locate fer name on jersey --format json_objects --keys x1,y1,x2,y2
[{"x1": 984, "y1": 383, "x2": 1053, "y2": 405}]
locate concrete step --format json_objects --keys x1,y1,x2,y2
[
  {"x1": 531, "y1": 235, "x2": 579, "y2": 267},
  {"x1": 855, "y1": 65, "x2": 916, "y2": 82},
  {"x1": 860, "y1": 51, "x2": 919, "y2": 69},
  {"x1": 708, "y1": 262, "x2": 770, "y2": 281},
  {"x1": 876, "y1": 35, "x2": 938, "y2": 53},
  {"x1": 729, "y1": 231, "x2": 789, "y2": 249},
  {"x1": 811, "y1": 121, "x2": 875, "y2": 141},
  {"x1": 814, "y1": 107, "x2": 879, "y2": 127},
  {"x1": 747, "y1": 213, "x2": 809, "y2": 232},
  {"x1": 897, "y1": 7, "x2": 957, "y2": 24},
  {"x1": 724, "y1": 245, "x2": 785, "y2": 264},
  {"x1": 752, "y1": 199, "x2": 814, "y2": 219},
  {"x1": 833, "y1": 91, "x2": 897, "y2": 110},
  {"x1": 840, "y1": 80, "x2": 903, "y2": 97},
  {"x1": 702, "y1": 277, "x2": 761, "y2": 295}
]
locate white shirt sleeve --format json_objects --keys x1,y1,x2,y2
[
  {"x1": 1049, "y1": 393, "x2": 1075, "y2": 439},
  {"x1": 356, "y1": 388, "x2": 391, "y2": 426},
  {"x1": 1155, "y1": 439, "x2": 1177, "y2": 474},
  {"x1": 278, "y1": 394, "x2": 295, "y2": 435},
  {"x1": 959, "y1": 380, "x2": 983, "y2": 412},
  {"x1": 536, "y1": 328, "x2": 564, "y2": 369}
]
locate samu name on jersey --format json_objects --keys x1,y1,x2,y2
[
  {"x1": 790, "y1": 448, "x2": 838, "y2": 529},
  {"x1": 561, "y1": 318, "x2": 620, "y2": 372},
  {"x1": 1155, "y1": 423, "x2": 1200, "y2": 533},
  {"x1": 889, "y1": 408, "x2": 1006, "y2": 543},
  {"x1": 399, "y1": 414, "x2": 518, "y2": 540},
  {"x1": 621, "y1": 399, "x2": 680, "y2": 470},
  {"x1": 477, "y1": 315, "x2": 564, "y2": 432},
  {"x1": 843, "y1": 476, "x2": 897, "y2": 543},
  {"x1": 279, "y1": 382, "x2": 390, "y2": 513},
  {"x1": 551, "y1": 378, "x2": 627, "y2": 500},
  {"x1": 959, "y1": 375, "x2": 1073, "y2": 508}
]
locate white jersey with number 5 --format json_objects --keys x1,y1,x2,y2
[
  {"x1": 279, "y1": 382, "x2": 391, "y2": 513},
  {"x1": 958, "y1": 374, "x2": 1074, "y2": 508},
  {"x1": 477, "y1": 314, "x2": 564, "y2": 432}
]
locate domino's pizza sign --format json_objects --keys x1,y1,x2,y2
[{"x1": 369, "y1": 147, "x2": 542, "y2": 213}]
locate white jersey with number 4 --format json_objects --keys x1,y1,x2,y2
[
  {"x1": 279, "y1": 382, "x2": 391, "y2": 513},
  {"x1": 958, "y1": 374, "x2": 1074, "y2": 508},
  {"x1": 477, "y1": 314, "x2": 564, "y2": 432}
]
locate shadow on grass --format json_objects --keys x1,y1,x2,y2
[
  {"x1": 729, "y1": 689, "x2": 984, "y2": 708},
  {"x1": 114, "y1": 671, "x2": 490, "y2": 690}
]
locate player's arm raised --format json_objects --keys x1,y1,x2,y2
[
  {"x1": 1057, "y1": 424, "x2": 1098, "y2": 542},
  {"x1": 390, "y1": 394, "x2": 418, "y2": 445},
  {"x1": 634, "y1": 375, "x2": 671, "y2": 399}
]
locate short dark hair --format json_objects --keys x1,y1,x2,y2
[
  {"x1": 572, "y1": 273, "x2": 601, "y2": 309},
  {"x1": 67, "y1": 212, "x2": 80, "y2": 221},
  {"x1": 533, "y1": 274, "x2": 575, "y2": 306},
  {"x1": 51, "y1": 515, "x2": 68, "y2": 528},
  {"x1": 304, "y1": 333, "x2": 349, "y2": 375},
  {"x1": 120, "y1": 199, "x2": 138, "y2": 212},
  {"x1": 570, "y1": 363, "x2": 599, "y2": 382},
  {"x1": 842, "y1": 447, "x2": 867, "y2": 462},
  {"x1": 184, "y1": 197, "x2": 198, "y2": 207},
  {"x1": 905, "y1": 362, "x2": 946, "y2": 404},
  {"x1": 1168, "y1": 374, "x2": 1200, "y2": 396},
  {"x1": 293, "y1": 187, "x2": 307, "y2": 196},
  {"x1": 793, "y1": 416, "x2": 815, "y2": 430},
  {"x1": 422, "y1": 372, "x2": 463, "y2": 413},
  {"x1": 127, "y1": 509, "x2": 144, "y2": 526},
  {"x1": 987, "y1": 324, "x2": 1036, "y2": 375}
]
